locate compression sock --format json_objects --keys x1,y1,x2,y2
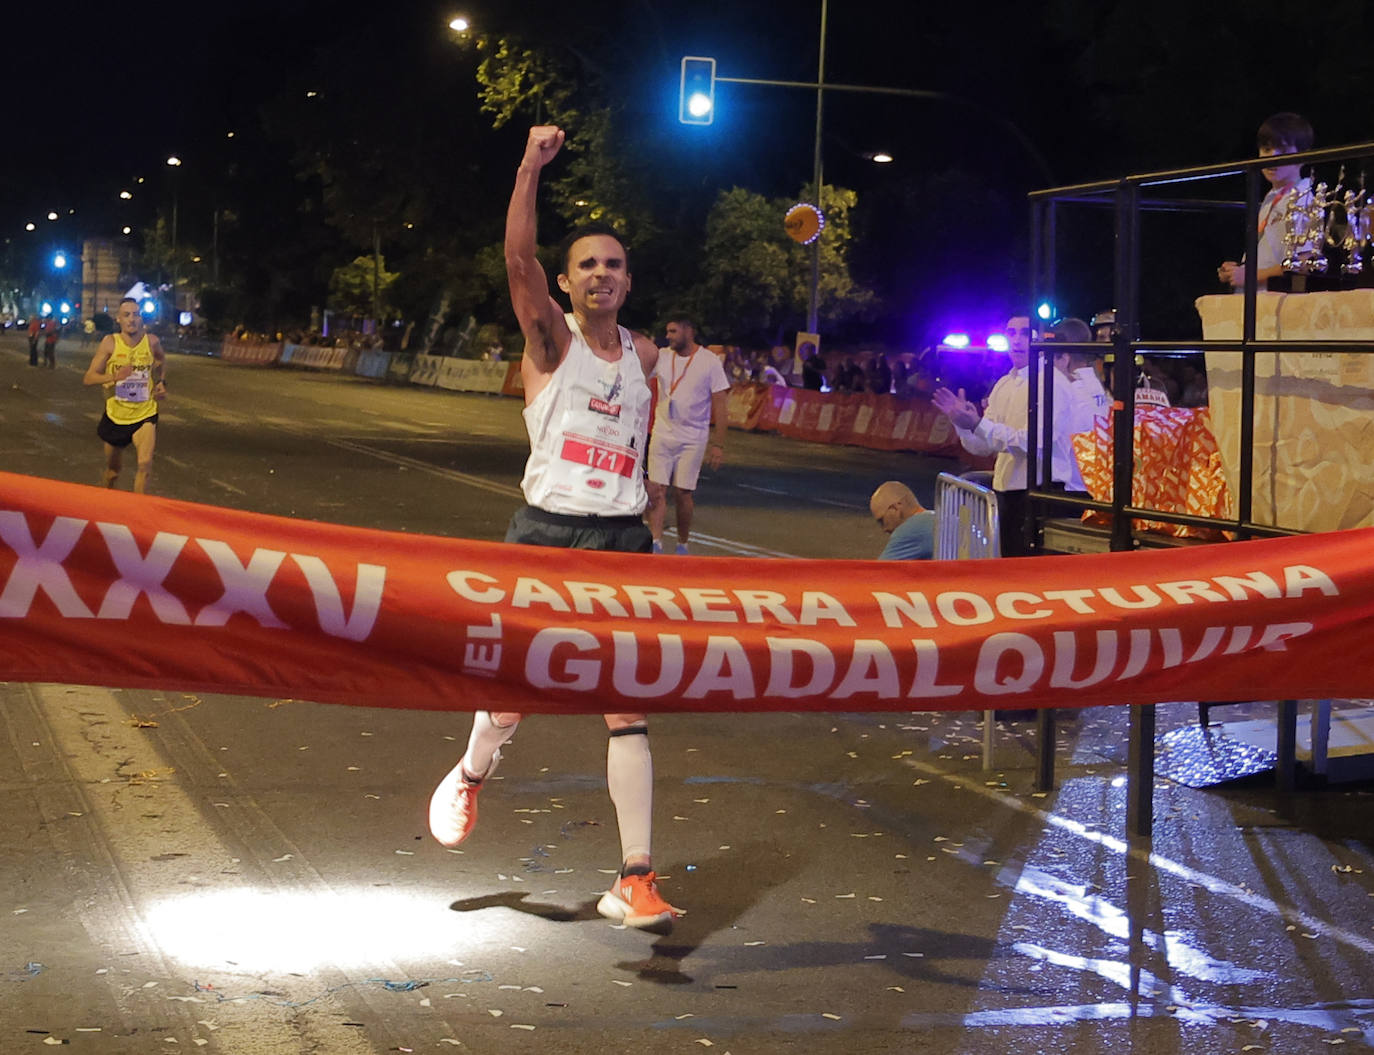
[
  {"x1": 461, "y1": 711, "x2": 519, "y2": 780},
  {"x1": 607, "y1": 725, "x2": 653, "y2": 865}
]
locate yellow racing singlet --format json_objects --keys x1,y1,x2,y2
[{"x1": 105, "y1": 334, "x2": 158, "y2": 425}]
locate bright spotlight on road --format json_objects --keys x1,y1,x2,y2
[{"x1": 142, "y1": 887, "x2": 508, "y2": 974}]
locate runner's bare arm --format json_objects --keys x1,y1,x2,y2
[
  {"x1": 631, "y1": 332, "x2": 658, "y2": 382},
  {"x1": 149, "y1": 336, "x2": 168, "y2": 394},
  {"x1": 506, "y1": 126, "x2": 571, "y2": 377},
  {"x1": 82, "y1": 335, "x2": 118, "y2": 387}
]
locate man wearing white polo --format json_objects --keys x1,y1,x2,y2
[{"x1": 646, "y1": 316, "x2": 730, "y2": 554}]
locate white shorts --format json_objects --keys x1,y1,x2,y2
[{"x1": 647, "y1": 432, "x2": 707, "y2": 490}]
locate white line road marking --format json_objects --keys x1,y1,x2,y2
[
  {"x1": 903, "y1": 757, "x2": 1374, "y2": 957},
  {"x1": 172, "y1": 391, "x2": 789, "y2": 556}
]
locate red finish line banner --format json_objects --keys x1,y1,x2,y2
[{"x1": 2, "y1": 471, "x2": 1372, "y2": 714}]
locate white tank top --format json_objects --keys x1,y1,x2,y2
[{"x1": 519, "y1": 315, "x2": 651, "y2": 515}]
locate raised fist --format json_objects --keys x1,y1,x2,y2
[{"x1": 525, "y1": 125, "x2": 565, "y2": 168}]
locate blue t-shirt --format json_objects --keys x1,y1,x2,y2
[{"x1": 879, "y1": 511, "x2": 936, "y2": 560}]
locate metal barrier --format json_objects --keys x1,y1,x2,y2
[
  {"x1": 934, "y1": 472, "x2": 1058, "y2": 782},
  {"x1": 933, "y1": 471, "x2": 1000, "y2": 561},
  {"x1": 934, "y1": 473, "x2": 1007, "y2": 771}
]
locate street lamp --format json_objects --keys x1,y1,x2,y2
[{"x1": 167, "y1": 156, "x2": 183, "y2": 319}]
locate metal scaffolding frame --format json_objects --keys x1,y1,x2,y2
[{"x1": 1021, "y1": 140, "x2": 1374, "y2": 837}]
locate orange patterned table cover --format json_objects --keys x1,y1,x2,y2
[{"x1": 1073, "y1": 407, "x2": 1232, "y2": 541}]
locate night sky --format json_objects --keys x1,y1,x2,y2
[{"x1": 6, "y1": 0, "x2": 1373, "y2": 342}]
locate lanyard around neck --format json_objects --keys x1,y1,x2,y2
[{"x1": 668, "y1": 349, "x2": 697, "y2": 398}]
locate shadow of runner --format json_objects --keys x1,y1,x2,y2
[
  {"x1": 447, "y1": 889, "x2": 603, "y2": 923},
  {"x1": 613, "y1": 841, "x2": 806, "y2": 986}
]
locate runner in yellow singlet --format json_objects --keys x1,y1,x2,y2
[{"x1": 81, "y1": 298, "x2": 168, "y2": 493}]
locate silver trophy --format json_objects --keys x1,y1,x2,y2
[
  {"x1": 1283, "y1": 181, "x2": 1331, "y2": 274},
  {"x1": 1336, "y1": 185, "x2": 1369, "y2": 276}
]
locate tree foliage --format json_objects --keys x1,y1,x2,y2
[
  {"x1": 689, "y1": 184, "x2": 875, "y2": 345},
  {"x1": 328, "y1": 255, "x2": 399, "y2": 319}
]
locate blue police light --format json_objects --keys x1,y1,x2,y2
[
  {"x1": 140, "y1": 299, "x2": 157, "y2": 316},
  {"x1": 679, "y1": 56, "x2": 716, "y2": 125},
  {"x1": 53, "y1": 251, "x2": 68, "y2": 269},
  {"x1": 40, "y1": 302, "x2": 53, "y2": 316},
  {"x1": 942, "y1": 333, "x2": 970, "y2": 349},
  {"x1": 1036, "y1": 301, "x2": 1054, "y2": 321},
  {"x1": 987, "y1": 334, "x2": 1010, "y2": 352},
  {"x1": 59, "y1": 301, "x2": 71, "y2": 314}
]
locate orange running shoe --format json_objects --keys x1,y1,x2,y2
[
  {"x1": 597, "y1": 871, "x2": 684, "y2": 931},
  {"x1": 428, "y1": 751, "x2": 499, "y2": 848}
]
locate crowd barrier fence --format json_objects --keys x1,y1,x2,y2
[{"x1": 192, "y1": 341, "x2": 980, "y2": 460}]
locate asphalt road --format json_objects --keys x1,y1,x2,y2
[{"x1": 2, "y1": 335, "x2": 1373, "y2": 1054}]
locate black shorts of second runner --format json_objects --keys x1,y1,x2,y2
[
  {"x1": 506, "y1": 504, "x2": 652, "y2": 553},
  {"x1": 96, "y1": 412, "x2": 158, "y2": 449}
]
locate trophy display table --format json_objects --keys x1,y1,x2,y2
[{"x1": 1197, "y1": 290, "x2": 1374, "y2": 533}]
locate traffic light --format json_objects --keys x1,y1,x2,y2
[{"x1": 679, "y1": 56, "x2": 716, "y2": 125}]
